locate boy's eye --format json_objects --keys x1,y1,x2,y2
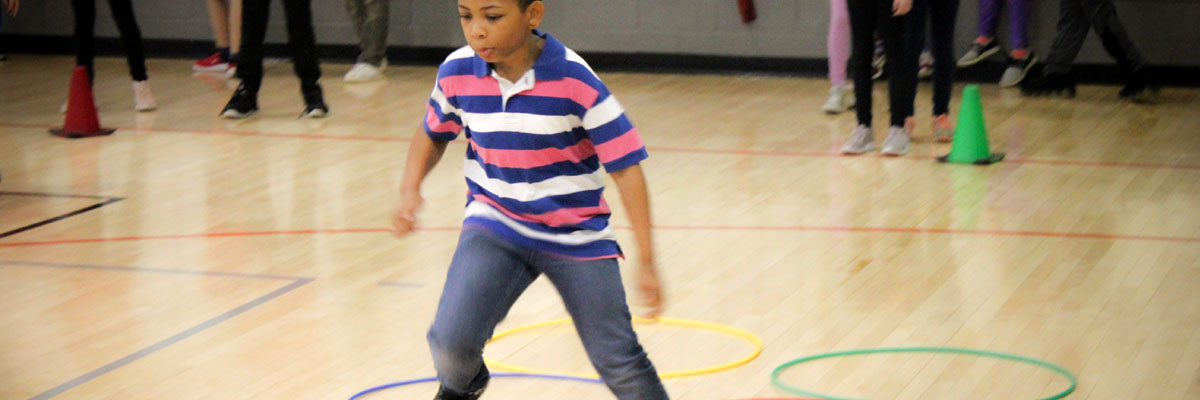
[{"x1": 459, "y1": 14, "x2": 470, "y2": 20}]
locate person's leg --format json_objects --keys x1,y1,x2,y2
[
  {"x1": 929, "y1": 0, "x2": 959, "y2": 116},
  {"x1": 978, "y1": 0, "x2": 1001, "y2": 41},
  {"x1": 71, "y1": 0, "x2": 96, "y2": 83},
  {"x1": 899, "y1": 0, "x2": 927, "y2": 119},
  {"x1": 1007, "y1": 0, "x2": 1030, "y2": 53},
  {"x1": 428, "y1": 229, "x2": 539, "y2": 396},
  {"x1": 539, "y1": 255, "x2": 667, "y2": 400},
  {"x1": 105, "y1": 0, "x2": 148, "y2": 82},
  {"x1": 1078, "y1": 0, "x2": 1143, "y2": 75},
  {"x1": 880, "y1": 0, "x2": 910, "y2": 129},
  {"x1": 237, "y1": 0, "x2": 269, "y2": 89},
  {"x1": 358, "y1": 0, "x2": 389, "y2": 66},
  {"x1": 1042, "y1": 0, "x2": 1090, "y2": 76},
  {"x1": 205, "y1": 0, "x2": 231, "y2": 49},
  {"x1": 828, "y1": 0, "x2": 851, "y2": 87},
  {"x1": 228, "y1": 0, "x2": 242, "y2": 56},
  {"x1": 280, "y1": 0, "x2": 322, "y2": 89},
  {"x1": 847, "y1": 0, "x2": 877, "y2": 127}
]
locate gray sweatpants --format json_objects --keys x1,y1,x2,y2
[
  {"x1": 1044, "y1": 0, "x2": 1145, "y2": 76},
  {"x1": 345, "y1": 0, "x2": 389, "y2": 65}
]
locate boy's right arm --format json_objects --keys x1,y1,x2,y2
[{"x1": 391, "y1": 129, "x2": 449, "y2": 237}]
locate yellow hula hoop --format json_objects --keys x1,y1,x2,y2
[{"x1": 483, "y1": 317, "x2": 763, "y2": 379}]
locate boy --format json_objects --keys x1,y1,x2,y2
[{"x1": 391, "y1": 1, "x2": 669, "y2": 399}]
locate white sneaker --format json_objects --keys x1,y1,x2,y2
[
  {"x1": 841, "y1": 125, "x2": 875, "y2": 155},
  {"x1": 133, "y1": 80, "x2": 157, "y2": 111},
  {"x1": 821, "y1": 84, "x2": 855, "y2": 114},
  {"x1": 880, "y1": 126, "x2": 911, "y2": 156},
  {"x1": 344, "y1": 60, "x2": 386, "y2": 82}
]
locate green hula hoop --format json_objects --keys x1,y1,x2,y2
[{"x1": 771, "y1": 347, "x2": 1077, "y2": 400}]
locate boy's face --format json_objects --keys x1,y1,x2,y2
[{"x1": 457, "y1": 0, "x2": 544, "y2": 64}]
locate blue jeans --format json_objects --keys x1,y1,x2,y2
[{"x1": 427, "y1": 227, "x2": 669, "y2": 399}]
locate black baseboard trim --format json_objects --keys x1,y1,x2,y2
[{"x1": 3, "y1": 34, "x2": 1197, "y2": 87}]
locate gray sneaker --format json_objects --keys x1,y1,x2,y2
[
  {"x1": 957, "y1": 41, "x2": 999, "y2": 67},
  {"x1": 999, "y1": 54, "x2": 1038, "y2": 87},
  {"x1": 880, "y1": 126, "x2": 911, "y2": 156},
  {"x1": 841, "y1": 125, "x2": 875, "y2": 155}
]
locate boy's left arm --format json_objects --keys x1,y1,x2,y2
[{"x1": 610, "y1": 164, "x2": 664, "y2": 318}]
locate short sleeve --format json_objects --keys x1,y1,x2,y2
[
  {"x1": 582, "y1": 92, "x2": 648, "y2": 172},
  {"x1": 423, "y1": 77, "x2": 463, "y2": 142}
]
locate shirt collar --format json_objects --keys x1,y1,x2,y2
[{"x1": 472, "y1": 30, "x2": 566, "y2": 81}]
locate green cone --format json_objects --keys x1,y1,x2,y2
[{"x1": 938, "y1": 85, "x2": 1004, "y2": 165}]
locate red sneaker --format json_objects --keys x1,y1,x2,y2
[{"x1": 193, "y1": 52, "x2": 229, "y2": 72}]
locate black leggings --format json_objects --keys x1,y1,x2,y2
[
  {"x1": 848, "y1": 0, "x2": 910, "y2": 128},
  {"x1": 238, "y1": 0, "x2": 322, "y2": 91},
  {"x1": 72, "y1": 0, "x2": 148, "y2": 83},
  {"x1": 903, "y1": 0, "x2": 960, "y2": 117}
]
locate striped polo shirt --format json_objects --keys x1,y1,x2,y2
[{"x1": 423, "y1": 31, "x2": 648, "y2": 259}]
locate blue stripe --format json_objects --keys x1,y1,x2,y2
[
  {"x1": 465, "y1": 180, "x2": 605, "y2": 214},
  {"x1": 601, "y1": 148, "x2": 649, "y2": 172},
  {"x1": 587, "y1": 114, "x2": 635, "y2": 145},
  {"x1": 468, "y1": 128, "x2": 586, "y2": 151},
  {"x1": 505, "y1": 95, "x2": 588, "y2": 117},
  {"x1": 464, "y1": 218, "x2": 621, "y2": 259},
  {"x1": 438, "y1": 58, "x2": 476, "y2": 79}
]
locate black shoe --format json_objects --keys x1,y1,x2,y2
[
  {"x1": 1119, "y1": 68, "x2": 1159, "y2": 103},
  {"x1": 434, "y1": 386, "x2": 485, "y2": 400},
  {"x1": 1020, "y1": 65, "x2": 1076, "y2": 98},
  {"x1": 221, "y1": 83, "x2": 259, "y2": 119},
  {"x1": 301, "y1": 84, "x2": 328, "y2": 118}
]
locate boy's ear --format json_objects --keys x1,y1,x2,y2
[{"x1": 527, "y1": 1, "x2": 545, "y2": 30}]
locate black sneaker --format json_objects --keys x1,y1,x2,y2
[
  {"x1": 434, "y1": 386, "x2": 485, "y2": 400},
  {"x1": 301, "y1": 84, "x2": 328, "y2": 119},
  {"x1": 1119, "y1": 67, "x2": 1159, "y2": 103},
  {"x1": 1020, "y1": 65, "x2": 1076, "y2": 98},
  {"x1": 221, "y1": 83, "x2": 259, "y2": 119},
  {"x1": 956, "y1": 40, "x2": 1000, "y2": 67}
]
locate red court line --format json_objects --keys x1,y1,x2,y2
[
  {"x1": 3, "y1": 122, "x2": 1198, "y2": 170},
  {"x1": 1, "y1": 225, "x2": 1196, "y2": 248}
]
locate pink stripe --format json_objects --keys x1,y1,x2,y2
[
  {"x1": 595, "y1": 128, "x2": 646, "y2": 164},
  {"x1": 470, "y1": 138, "x2": 596, "y2": 169},
  {"x1": 425, "y1": 105, "x2": 462, "y2": 135},
  {"x1": 473, "y1": 195, "x2": 610, "y2": 227},
  {"x1": 522, "y1": 78, "x2": 601, "y2": 108},
  {"x1": 439, "y1": 75, "x2": 500, "y2": 97}
]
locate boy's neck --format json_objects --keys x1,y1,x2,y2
[{"x1": 492, "y1": 33, "x2": 546, "y2": 82}]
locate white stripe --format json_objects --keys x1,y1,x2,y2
[
  {"x1": 429, "y1": 86, "x2": 460, "y2": 117},
  {"x1": 582, "y1": 96, "x2": 625, "y2": 130},
  {"x1": 464, "y1": 159, "x2": 604, "y2": 202},
  {"x1": 444, "y1": 46, "x2": 476, "y2": 62},
  {"x1": 465, "y1": 202, "x2": 615, "y2": 245},
  {"x1": 565, "y1": 49, "x2": 597, "y2": 75},
  {"x1": 460, "y1": 112, "x2": 581, "y2": 135}
]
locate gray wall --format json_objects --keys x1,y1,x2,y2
[{"x1": 3, "y1": 0, "x2": 1198, "y2": 66}]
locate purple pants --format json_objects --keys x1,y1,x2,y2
[{"x1": 978, "y1": 0, "x2": 1029, "y2": 50}]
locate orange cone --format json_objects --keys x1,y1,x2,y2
[{"x1": 50, "y1": 66, "x2": 116, "y2": 139}]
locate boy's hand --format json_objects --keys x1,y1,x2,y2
[
  {"x1": 636, "y1": 257, "x2": 664, "y2": 318},
  {"x1": 390, "y1": 192, "x2": 422, "y2": 237},
  {"x1": 3, "y1": 0, "x2": 18, "y2": 16},
  {"x1": 893, "y1": 0, "x2": 911, "y2": 15}
]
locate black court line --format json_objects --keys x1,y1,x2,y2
[
  {"x1": 0, "y1": 260, "x2": 312, "y2": 400},
  {"x1": 0, "y1": 191, "x2": 115, "y2": 200},
  {"x1": 0, "y1": 193, "x2": 124, "y2": 240}
]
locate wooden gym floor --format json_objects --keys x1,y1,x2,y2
[{"x1": 0, "y1": 55, "x2": 1197, "y2": 399}]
